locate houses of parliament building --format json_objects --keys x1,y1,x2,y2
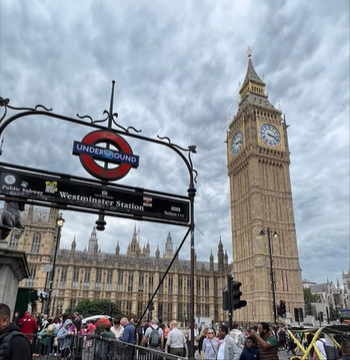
[{"x1": 8, "y1": 205, "x2": 231, "y2": 324}]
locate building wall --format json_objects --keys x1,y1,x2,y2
[{"x1": 8, "y1": 207, "x2": 231, "y2": 324}]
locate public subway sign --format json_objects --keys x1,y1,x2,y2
[
  {"x1": 0, "y1": 166, "x2": 190, "y2": 224},
  {"x1": 72, "y1": 130, "x2": 139, "y2": 181}
]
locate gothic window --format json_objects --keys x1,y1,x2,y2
[
  {"x1": 167, "y1": 303, "x2": 172, "y2": 319},
  {"x1": 177, "y1": 303, "x2": 183, "y2": 322},
  {"x1": 137, "y1": 302, "x2": 143, "y2": 318},
  {"x1": 158, "y1": 303, "x2": 163, "y2": 320},
  {"x1": 60, "y1": 268, "x2": 67, "y2": 289},
  {"x1": 126, "y1": 301, "x2": 132, "y2": 313},
  {"x1": 196, "y1": 278, "x2": 201, "y2": 297},
  {"x1": 178, "y1": 277, "x2": 183, "y2": 295},
  {"x1": 138, "y1": 274, "x2": 144, "y2": 292},
  {"x1": 214, "y1": 308, "x2": 218, "y2": 322},
  {"x1": 95, "y1": 271, "x2": 102, "y2": 290},
  {"x1": 127, "y1": 275, "x2": 133, "y2": 292},
  {"x1": 9, "y1": 230, "x2": 20, "y2": 250},
  {"x1": 25, "y1": 267, "x2": 36, "y2": 287},
  {"x1": 106, "y1": 272, "x2": 112, "y2": 291},
  {"x1": 158, "y1": 274, "x2": 163, "y2": 294},
  {"x1": 205, "y1": 279, "x2": 209, "y2": 296},
  {"x1": 214, "y1": 279, "x2": 218, "y2": 300},
  {"x1": 149, "y1": 276, "x2": 153, "y2": 293},
  {"x1": 168, "y1": 276, "x2": 173, "y2": 295},
  {"x1": 70, "y1": 299, "x2": 75, "y2": 309},
  {"x1": 30, "y1": 233, "x2": 41, "y2": 254},
  {"x1": 187, "y1": 279, "x2": 191, "y2": 296},
  {"x1": 204, "y1": 304, "x2": 210, "y2": 317},
  {"x1": 186, "y1": 303, "x2": 191, "y2": 318},
  {"x1": 117, "y1": 273, "x2": 123, "y2": 292},
  {"x1": 72, "y1": 269, "x2": 79, "y2": 289},
  {"x1": 84, "y1": 271, "x2": 90, "y2": 290}
]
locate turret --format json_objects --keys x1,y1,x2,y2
[
  {"x1": 218, "y1": 236, "x2": 224, "y2": 272},
  {"x1": 71, "y1": 235, "x2": 76, "y2": 257},
  {"x1": 115, "y1": 241, "x2": 120, "y2": 256},
  {"x1": 209, "y1": 251, "x2": 214, "y2": 271}
]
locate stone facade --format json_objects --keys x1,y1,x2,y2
[
  {"x1": 342, "y1": 270, "x2": 350, "y2": 309},
  {"x1": 226, "y1": 51, "x2": 304, "y2": 323},
  {"x1": 8, "y1": 205, "x2": 231, "y2": 324},
  {"x1": 304, "y1": 278, "x2": 350, "y2": 312}
]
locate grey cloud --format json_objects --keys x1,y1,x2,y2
[{"x1": 0, "y1": 0, "x2": 348, "y2": 285}]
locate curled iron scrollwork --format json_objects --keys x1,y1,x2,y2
[
  {"x1": 157, "y1": 135, "x2": 198, "y2": 183},
  {"x1": 0, "y1": 97, "x2": 52, "y2": 123},
  {"x1": 76, "y1": 110, "x2": 110, "y2": 124}
]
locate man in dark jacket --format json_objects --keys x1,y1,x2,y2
[{"x1": 0, "y1": 303, "x2": 32, "y2": 360}]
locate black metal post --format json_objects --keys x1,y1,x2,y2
[
  {"x1": 227, "y1": 275, "x2": 233, "y2": 330},
  {"x1": 41, "y1": 272, "x2": 49, "y2": 313},
  {"x1": 47, "y1": 214, "x2": 64, "y2": 316},
  {"x1": 267, "y1": 227, "x2": 277, "y2": 326},
  {"x1": 188, "y1": 184, "x2": 196, "y2": 360}
]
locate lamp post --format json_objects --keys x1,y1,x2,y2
[
  {"x1": 259, "y1": 227, "x2": 278, "y2": 325},
  {"x1": 47, "y1": 213, "x2": 65, "y2": 316}
]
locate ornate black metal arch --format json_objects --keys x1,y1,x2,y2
[{"x1": 0, "y1": 81, "x2": 198, "y2": 359}]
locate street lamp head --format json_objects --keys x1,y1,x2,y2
[
  {"x1": 56, "y1": 213, "x2": 65, "y2": 227},
  {"x1": 272, "y1": 231, "x2": 278, "y2": 238},
  {"x1": 259, "y1": 230, "x2": 265, "y2": 236}
]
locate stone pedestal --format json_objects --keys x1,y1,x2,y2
[{"x1": 0, "y1": 247, "x2": 29, "y2": 317}]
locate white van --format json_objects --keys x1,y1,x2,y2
[{"x1": 82, "y1": 315, "x2": 111, "y2": 324}]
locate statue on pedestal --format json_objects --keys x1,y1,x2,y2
[{"x1": 0, "y1": 201, "x2": 25, "y2": 241}]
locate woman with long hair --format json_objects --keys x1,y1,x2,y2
[{"x1": 202, "y1": 328, "x2": 219, "y2": 360}]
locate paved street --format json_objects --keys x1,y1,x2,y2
[{"x1": 278, "y1": 348, "x2": 291, "y2": 360}]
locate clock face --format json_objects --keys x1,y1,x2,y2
[
  {"x1": 259, "y1": 124, "x2": 281, "y2": 146},
  {"x1": 230, "y1": 131, "x2": 243, "y2": 155}
]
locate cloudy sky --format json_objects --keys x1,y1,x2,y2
[{"x1": 0, "y1": 0, "x2": 349, "y2": 286}]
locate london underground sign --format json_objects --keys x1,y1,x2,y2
[{"x1": 73, "y1": 130, "x2": 139, "y2": 181}]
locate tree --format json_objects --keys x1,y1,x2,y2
[
  {"x1": 66, "y1": 300, "x2": 122, "y2": 319},
  {"x1": 303, "y1": 288, "x2": 321, "y2": 315}
]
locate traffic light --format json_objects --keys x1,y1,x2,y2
[
  {"x1": 231, "y1": 281, "x2": 247, "y2": 310},
  {"x1": 279, "y1": 300, "x2": 286, "y2": 318},
  {"x1": 319, "y1": 311, "x2": 324, "y2": 322},
  {"x1": 222, "y1": 290, "x2": 229, "y2": 311},
  {"x1": 294, "y1": 307, "x2": 299, "y2": 322},
  {"x1": 299, "y1": 308, "x2": 304, "y2": 322}
]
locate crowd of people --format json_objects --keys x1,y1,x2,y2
[
  {"x1": 190, "y1": 322, "x2": 350, "y2": 360},
  {"x1": 1, "y1": 301, "x2": 350, "y2": 360}
]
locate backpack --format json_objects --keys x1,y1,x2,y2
[
  {"x1": 230, "y1": 330, "x2": 241, "y2": 347},
  {"x1": 149, "y1": 327, "x2": 160, "y2": 347},
  {"x1": 0, "y1": 331, "x2": 33, "y2": 360}
]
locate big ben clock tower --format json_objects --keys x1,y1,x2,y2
[{"x1": 227, "y1": 49, "x2": 304, "y2": 323}]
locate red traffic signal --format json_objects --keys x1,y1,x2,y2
[{"x1": 279, "y1": 300, "x2": 286, "y2": 317}]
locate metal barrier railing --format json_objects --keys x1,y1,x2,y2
[{"x1": 26, "y1": 333, "x2": 187, "y2": 360}]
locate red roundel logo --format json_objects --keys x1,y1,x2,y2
[{"x1": 72, "y1": 131, "x2": 139, "y2": 181}]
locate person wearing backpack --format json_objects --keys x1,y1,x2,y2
[
  {"x1": 142, "y1": 317, "x2": 164, "y2": 352},
  {"x1": 0, "y1": 303, "x2": 32, "y2": 360},
  {"x1": 230, "y1": 323, "x2": 245, "y2": 354}
]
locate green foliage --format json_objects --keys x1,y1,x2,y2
[
  {"x1": 69, "y1": 299, "x2": 122, "y2": 319},
  {"x1": 65, "y1": 308, "x2": 74, "y2": 318},
  {"x1": 303, "y1": 288, "x2": 321, "y2": 315}
]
